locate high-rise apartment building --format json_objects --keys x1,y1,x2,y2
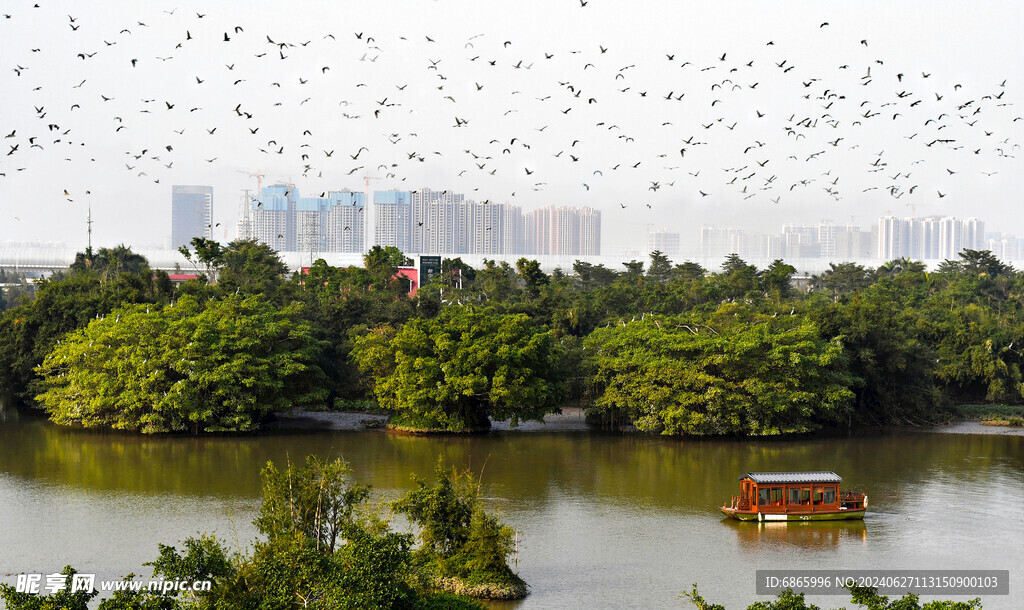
[
  {"x1": 526, "y1": 206, "x2": 601, "y2": 255},
  {"x1": 877, "y1": 216, "x2": 903, "y2": 260},
  {"x1": 374, "y1": 190, "x2": 412, "y2": 252},
  {"x1": 782, "y1": 224, "x2": 820, "y2": 259},
  {"x1": 817, "y1": 221, "x2": 837, "y2": 260},
  {"x1": 374, "y1": 189, "x2": 529, "y2": 255},
  {"x1": 876, "y1": 215, "x2": 985, "y2": 261},
  {"x1": 410, "y1": 189, "x2": 466, "y2": 253},
  {"x1": 324, "y1": 191, "x2": 365, "y2": 253},
  {"x1": 921, "y1": 216, "x2": 942, "y2": 259},
  {"x1": 938, "y1": 216, "x2": 964, "y2": 260},
  {"x1": 470, "y1": 201, "x2": 522, "y2": 255},
  {"x1": 700, "y1": 226, "x2": 746, "y2": 260},
  {"x1": 963, "y1": 218, "x2": 985, "y2": 251},
  {"x1": 985, "y1": 234, "x2": 1024, "y2": 261},
  {"x1": 251, "y1": 184, "x2": 295, "y2": 251},
  {"x1": 648, "y1": 230, "x2": 681, "y2": 258},
  {"x1": 578, "y1": 207, "x2": 601, "y2": 256},
  {"x1": 834, "y1": 227, "x2": 872, "y2": 259},
  {"x1": 171, "y1": 185, "x2": 213, "y2": 249},
  {"x1": 250, "y1": 185, "x2": 364, "y2": 253},
  {"x1": 247, "y1": 185, "x2": 598, "y2": 256}
]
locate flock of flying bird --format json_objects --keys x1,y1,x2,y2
[{"x1": 2, "y1": 3, "x2": 1022, "y2": 230}]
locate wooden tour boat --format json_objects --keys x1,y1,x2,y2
[{"x1": 721, "y1": 471, "x2": 866, "y2": 522}]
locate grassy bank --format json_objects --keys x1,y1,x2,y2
[{"x1": 955, "y1": 403, "x2": 1024, "y2": 425}]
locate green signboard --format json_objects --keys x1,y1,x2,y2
[{"x1": 419, "y1": 255, "x2": 442, "y2": 287}]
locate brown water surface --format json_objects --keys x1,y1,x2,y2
[{"x1": 1, "y1": 406, "x2": 1021, "y2": 608}]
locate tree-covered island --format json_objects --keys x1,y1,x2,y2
[{"x1": 2, "y1": 240, "x2": 1023, "y2": 435}]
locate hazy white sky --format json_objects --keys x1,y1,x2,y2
[{"x1": 1, "y1": 1, "x2": 1023, "y2": 255}]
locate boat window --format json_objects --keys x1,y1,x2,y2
[
  {"x1": 800, "y1": 488, "x2": 811, "y2": 505},
  {"x1": 758, "y1": 487, "x2": 769, "y2": 506},
  {"x1": 771, "y1": 487, "x2": 784, "y2": 505},
  {"x1": 824, "y1": 487, "x2": 836, "y2": 504},
  {"x1": 788, "y1": 487, "x2": 800, "y2": 505},
  {"x1": 813, "y1": 486, "x2": 824, "y2": 504}
]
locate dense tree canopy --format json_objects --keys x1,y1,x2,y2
[
  {"x1": 35, "y1": 294, "x2": 327, "y2": 433},
  {"x1": 0, "y1": 252, "x2": 164, "y2": 400},
  {"x1": 352, "y1": 306, "x2": 565, "y2": 431},
  {"x1": 5, "y1": 241, "x2": 1024, "y2": 437},
  {"x1": 586, "y1": 304, "x2": 855, "y2": 435}
]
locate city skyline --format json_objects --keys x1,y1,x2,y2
[
  {"x1": 698, "y1": 214, "x2": 1015, "y2": 264},
  {"x1": 238, "y1": 183, "x2": 601, "y2": 257},
  {"x1": 2, "y1": 2, "x2": 1023, "y2": 257}
]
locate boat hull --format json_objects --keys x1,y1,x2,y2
[{"x1": 720, "y1": 508, "x2": 865, "y2": 521}]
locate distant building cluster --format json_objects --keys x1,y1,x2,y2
[
  {"x1": 876, "y1": 215, "x2": 984, "y2": 260},
  {"x1": 696, "y1": 216, "x2": 1024, "y2": 264},
  {"x1": 238, "y1": 185, "x2": 366, "y2": 254},
  {"x1": 983, "y1": 233, "x2": 1024, "y2": 262},
  {"x1": 229, "y1": 185, "x2": 601, "y2": 256},
  {"x1": 647, "y1": 230, "x2": 681, "y2": 258},
  {"x1": 170, "y1": 185, "x2": 213, "y2": 249},
  {"x1": 699, "y1": 221, "x2": 872, "y2": 262}
]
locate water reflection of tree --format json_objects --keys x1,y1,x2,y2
[{"x1": 0, "y1": 421, "x2": 1021, "y2": 515}]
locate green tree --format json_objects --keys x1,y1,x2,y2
[
  {"x1": 647, "y1": 250, "x2": 673, "y2": 283},
  {"x1": 572, "y1": 260, "x2": 619, "y2": 289},
  {"x1": 877, "y1": 257, "x2": 926, "y2": 277},
  {"x1": 0, "y1": 566, "x2": 98, "y2": 610},
  {"x1": 812, "y1": 262, "x2": 875, "y2": 301},
  {"x1": 672, "y1": 261, "x2": 706, "y2": 282},
  {"x1": 758, "y1": 259, "x2": 796, "y2": 301},
  {"x1": 621, "y1": 260, "x2": 645, "y2": 283},
  {"x1": 256, "y1": 456, "x2": 372, "y2": 553},
  {"x1": 716, "y1": 254, "x2": 758, "y2": 299},
  {"x1": 71, "y1": 244, "x2": 150, "y2": 280},
  {"x1": 393, "y1": 460, "x2": 525, "y2": 595},
  {"x1": 515, "y1": 258, "x2": 548, "y2": 296},
  {"x1": 809, "y1": 288, "x2": 943, "y2": 424},
  {"x1": 476, "y1": 259, "x2": 519, "y2": 303},
  {"x1": 352, "y1": 306, "x2": 565, "y2": 432},
  {"x1": 0, "y1": 260, "x2": 160, "y2": 402},
  {"x1": 177, "y1": 237, "x2": 225, "y2": 284},
  {"x1": 586, "y1": 304, "x2": 855, "y2": 435},
  {"x1": 218, "y1": 238, "x2": 290, "y2": 296},
  {"x1": 937, "y1": 248, "x2": 1011, "y2": 277},
  {"x1": 364, "y1": 245, "x2": 413, "y2": 292},
  {"x1": 35, "y1": 294, "x2": 328, "y2": 433},
  {"x1": 442, "y1": 257, "x2": 477, "y2": 285}
]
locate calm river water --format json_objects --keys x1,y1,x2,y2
[{"x1": 1, "y1": 406, "x2": 1022, "y2": 608}]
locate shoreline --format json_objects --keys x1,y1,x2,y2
[
  {"x1": 928, "y1": 420, "x2": 1024, "y2": 436},
  {"x1": 269, "y1": 408, "x2": 1024, "y2": 436},
  {"x1": 267, "y1": 406, "x2": 594, "y2": 432}
]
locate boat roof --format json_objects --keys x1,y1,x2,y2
[{"x1": 739, "y1": 471, "x2": 842, "y2": 484}]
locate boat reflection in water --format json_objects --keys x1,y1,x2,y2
[{"x1": 723, "y1": 518, "x2": 867, "y2": 550}]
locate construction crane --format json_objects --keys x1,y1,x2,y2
[
  {"x1": 363, "y1": 173, "x2": 382, "y2": 198},
  {"x1": 236, "y1": 169, "x2": 265, "y2": 193},
  {"x1": 905, "y1": 202, "x2": 929, "y2": 218}
]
